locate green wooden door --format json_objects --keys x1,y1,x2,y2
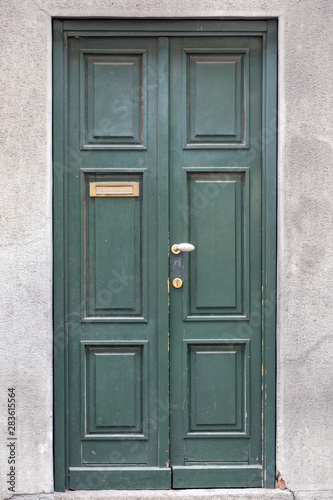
[
  {"x1": 169, "y1": 35, "x2": 264, "y2": 488},
  {"x1": 53, "y1": 20, "x2": 277, "y2": 491}
]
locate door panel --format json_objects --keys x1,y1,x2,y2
[
  {"x1": 187, "y1": 172, "x2": 244, "y2": 315},
  {"x1": 169, "y1": 36, "x2": 263, "y2": 487},
  {"x1": 53, "y1": 20, "x2": 277, "y2": 490},
  {"x1": 85, "y1": 345, "x2": 146, "y2": 436},
  {"x1": 184, "y1": 50, "x2": 248, "y2": 147},
  {"x1": 67, "y1": 36, "x2": 170, "y2": 488},
  {"x1": 82, "y1": 52, "x2": 146, "y2": 148},
  {"x1": 186, "y1": 343, "x2": 248, "y2": 433},
  {"x1": 85, "y1": 174, "x2": 144, "y2": 318}
]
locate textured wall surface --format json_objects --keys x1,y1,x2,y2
[{"x1": 0, "y1": 1, "x2": 332, "y2": 499}]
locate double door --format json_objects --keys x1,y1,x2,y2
[{"x1": 53, "y1": 20, "x2": 277, "y2": 490}]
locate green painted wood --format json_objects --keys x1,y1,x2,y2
[
  {"x1": 95, "y1": 352, "x2": 136, "y2": 427},
  {"x1": 190, "y1": 347, "x2": 238, "y2": 428},
  {"x1": 82, "y1": 440, "x2": 147, "y2": 464},
  {"x1": 52, "y1": 18, "x2": 67, "y2": 493},
  {"x1": 183, "y1": 49, "x2": 249, "y2": 150},
  {"x1": 62, "y1": 19, "x2": 269, "y2": 33},
  {"x1": 86, "y1": 346, "x2": 142, "y2": 431},
  {"x1": 172, "y1": 465, "x2": 262, "y2": 488},
  {"x1": 191, "y1": 177, "x2": 237, "y2": 309},
  {"x1": 64, "y1": 34, "x2": 169, "y2": 487},
  {"x1": 82, "y1": 339, "x2": 149, "y2": 440},
  {"x1": 81, "y1": 51, "x2": 147, "y2": 149},
  {"x1": 183, "y1": 339, "x2": 250, "y2": 439},
  {"x1": 90, "y1": 57, "x2": 137, "y2": 139},
  {"x1": 94, "y1": 198, "x2": 136, "y2": 310},
  {"x1": 169, "y1": 35, "x2": 264, "y2": 487},
  {"x1": 194, "y1": 351, "x2": 236, "y2": 425},
  {"x1": 188, "y1": 173, "x2": 244, "y2": 314},
  {"x1": 156, "y1": 37, "x2": 170, "y2": 469},
  {"x1": 187, "y1": 53, "x2": 244, "y2": 144},
  {"x1": 69, "y1": 467, "x2": 171, "y2": 489},
  {"x1": 85, "y1": 174, "x2": 142, "y2": 317},
  {"x1": 262, "y1": 20, "x2": 278, "y2": 488},
  {"x1": 184, "y1": 438, "x2": 249, "y2": 463},
  {"x1": 193, "y1": 58, "x2": 236, "y2": 136},
  {"x1": 53, "y1": 19, "x2": 277, "y2": 491}
]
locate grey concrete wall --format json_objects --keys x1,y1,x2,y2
[{"x1": 0, "y1": 1, "x2": 332, "y2": 499}]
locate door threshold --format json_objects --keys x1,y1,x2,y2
[{"x1": 8, "y1": 489, "x2": 293, "y2": 500}]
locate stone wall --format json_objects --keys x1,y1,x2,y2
[{"x1": 0, "y1": 1, "x2": 332, "y2": 499}]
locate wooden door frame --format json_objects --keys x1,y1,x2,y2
[{"x1": 53, "y1": 18, "x2": 277, "y2": 491}]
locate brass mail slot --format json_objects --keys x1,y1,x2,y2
[{"x1": 90, "y1": 182, "x2": 140, "y2": 197}]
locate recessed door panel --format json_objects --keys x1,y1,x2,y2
[
  {"x1": 84, "y1": 173, "x2": 144, "y2": 318},
  {"x1": 85, "y1": 345, "x2": 145, "y2": 434},
  {"x1": 81, "y1": 50, "x2": 147, "y2": 149},
  {"x1": 184, "y1": 50, "x2": 248, "y2": 147},
  {"x1": 188, "y1": 172, "x2": 245, "y2": 316},
  {"x1": 187, "y1": 343, "x2": 248, "y2": 433}
]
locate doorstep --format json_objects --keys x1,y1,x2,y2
[{"x1": 7, "y1": 489, "x2": 293, "y2": 500}]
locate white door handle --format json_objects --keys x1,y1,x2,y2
[{"x1": 171, "y1": 243, "x2": 195, "y2": 255}]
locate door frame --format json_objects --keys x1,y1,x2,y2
[{"x1": 53, "y1": 18, "x2": 277, "y2": 491}]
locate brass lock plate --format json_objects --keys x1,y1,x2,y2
[{"x1": 173, "y1": 278, "x2": 183, "y2": 289}]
